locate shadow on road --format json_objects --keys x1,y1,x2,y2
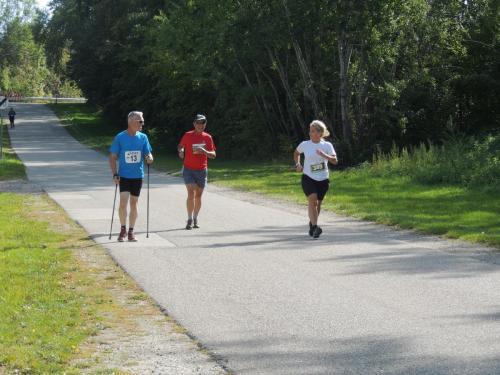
[{"x1": 211, "y1": 335, "x2": 500, "y2": 375}]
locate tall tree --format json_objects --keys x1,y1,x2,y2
[{"x1": 47, "y1": 0, "x2": 500, "y2": 162}]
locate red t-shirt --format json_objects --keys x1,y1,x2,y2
[{"x1": 180, "y1": 131, "x2": 216, "y2": 170}]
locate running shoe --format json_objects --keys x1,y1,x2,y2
[
  {"x1": 186, "y1": 219, "x2": 193, "y2": 230},
  {"x1": 313, "y1": 226, "x2": 323, "y2": 239},
  {"x1": 309, "y1": 222, "x2": 314, "y2": 237},
  {"x1": 128, "y1": 230, "x2": 138, "y2": 242},
  {"x1": 117, "y1": 227, "x2": 127, "y2": 242},
  {"x1": 193, "y1": 219, "x2": 199, "y2": 229}
]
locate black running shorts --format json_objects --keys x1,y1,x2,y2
[
  {"x1": 301, "y1": 174, "x2": 329, "y2": 200},
  {"x1": 119, "y1": 177, "x2": 143, "y2": 197}
]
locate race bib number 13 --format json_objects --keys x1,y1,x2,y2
[{"x1": 125, "y1": 151, "x2": 141, "y2": 163}]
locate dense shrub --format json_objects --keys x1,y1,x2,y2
[{"x1": 370, "y1": 134, "x2": 500, "y2": 189}]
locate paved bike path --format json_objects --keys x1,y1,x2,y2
[{"x1": 8, "y1": 104, "x2": 500, "y2": 375}]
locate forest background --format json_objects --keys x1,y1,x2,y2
[{"x1": 1, "y1": 0, "x2": 498, "y2": 166}]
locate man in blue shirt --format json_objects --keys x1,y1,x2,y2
[{"x1": 109, "y1": 111, "x2": 153, "y2": 242}]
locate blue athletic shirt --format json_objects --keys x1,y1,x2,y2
[{"x1": 109, "y1": 130, "x2": 152, "y2": 179}]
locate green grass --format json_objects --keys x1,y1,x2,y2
[
  {"x1": 0, "y1": 194, "x2": 92, "y2": 373},
  {"x1": 329, "y1": 169, "x2": 499, "y2": 246},
  {"x1": 48, "y1": 103, "x2": 117, "y2": 153},
  {"x1": 370, "y1": 137, "x2": 500, "y2": 188},
  {"x1": 0, "y1": 108, "x2": 90, "y2": 372},
  {"x1": 49, "y1": 103, "x2": 500, "y2": 248},
  {"x1": 0, "y1": 122, "x2": 26, "y2": 180}
]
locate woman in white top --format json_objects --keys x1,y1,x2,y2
[{"x1": 293, "y1": 120, "x2": 338, "y2": 238}]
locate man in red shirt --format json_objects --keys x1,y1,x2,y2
[{"x1": 178, "y1": 114, "x2": 216, "y2": 229}]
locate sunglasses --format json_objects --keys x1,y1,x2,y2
[
  {"x1": 137, "y1": 120, "x2": 144, "y2": 124},
  {"x1": 195, "y1": 121, "x2": 206, "y2": 125}
]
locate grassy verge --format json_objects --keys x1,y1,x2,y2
[
  {"x1": 47, "y1": 103, "x2": 117, "y2": 153},
  {"x1": 2, "y1": 119, "x2": 91, "y2": 372},
  {"x1": 0, "y1": 122, "x2": 26, "y2": 180},
  {"x1": 49, "y1": 103, "x2": 500, "y2": 248},
  {"x1": 0, "y1": 135, "x2": 103, "y2": 372},
  {"x1": 0, "y1": 121, "x2": 121, "y2": 373},
  {"x1": 0, "y1": 190, "x2": 189, "y2": 373},
  {"x1": 0, "y1": 193, "x2": 96, "y2": 373}
]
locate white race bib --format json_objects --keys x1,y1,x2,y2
[
  {"x1": 192, "y1": 143, "x2": 206, "y2": 154},
  {"x1": 125, "y1": 151, "x2": 141, "y2": 164},
  {"x1": 310, "y1": 162, "x2": 325, "y2": 173}
]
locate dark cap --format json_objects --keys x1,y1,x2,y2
[{"x1": 194, "y1": 114, "x2": 207, "y2": 123}]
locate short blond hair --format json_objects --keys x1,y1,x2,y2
[{"x1": 310, "y1": 120, "x2": 330, "y2": 138}]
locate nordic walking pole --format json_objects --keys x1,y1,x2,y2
[
  {"x1": 147, "y1": 163, "x2": 150, "y2": 238},
  {"x1": 109, "y1": 183, "x2": 118, "y2": 240}
]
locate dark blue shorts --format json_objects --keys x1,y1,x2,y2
[{"x1": 182, "y1": 167, "x2": 207, "y2": 188}]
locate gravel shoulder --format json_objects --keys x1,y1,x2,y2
[
  {"x1": 0, "y1": 179, "x2": 43, "y2": 193},
  {"x1": 68, "y1": 226, "x2": 228, "y2": 375}
]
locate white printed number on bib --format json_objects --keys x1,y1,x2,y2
[
  {"x1": 311, "y1": 162, "x2": 325, "y2": 173},
  {"x1": 125, "y1": 151, "x2": 141, "y2": 164}
]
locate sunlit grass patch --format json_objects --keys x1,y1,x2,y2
[
  {"x1": 0, "y1": 194, "x2": 91, "y2": 373},
  {"x1": 48, "y1": 103, "x2": 117, "y2": 153},
  {"x1": 0, "y1": 123, "x2": 26, "y2": 181}
]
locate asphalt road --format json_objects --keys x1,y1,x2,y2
[{"x1": 8, "y1": 103, "x2": 500, "y2": 375}]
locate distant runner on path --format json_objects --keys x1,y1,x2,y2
[
  {"x1": 109, "y1": 111, "x2": 153, "y2": 242},
  {"x1": 8, "y1": 107, "x2": 16, "y2": 128},
  {"x1": 294, "y1": 120, "x2": 337, "y2": 239},
  {"x1": 177, "y1": 114, "x2": 216, "y2": 230}
]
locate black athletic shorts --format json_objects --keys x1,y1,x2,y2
[
  {"x1": 119, "y1": 177, "x2": 143, "y2": 197},
  {"x1": 301, "y1": 174, "x2": 329, "y2": 200}
]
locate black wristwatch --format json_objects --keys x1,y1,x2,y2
[{"x1": 113, "y1": 173, "x2": 119, "y2": 178}]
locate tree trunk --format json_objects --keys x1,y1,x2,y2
[
  {"x1": 281, "y1": 0, "x2": 322, "y2": 119},
  {"x1": 338, "y1": 30, "x2": 353, "y2": 143},
  {"x1": 235, "y1": 57, "x2": 278, "y2": 148},
  {"x1": 292, "y1": 38, "x2": 321, "y2": 118},
  {"x1": 266, "y1": 46, "x2": 306, "y2": 135},
  {"x1": 254, "y1": 62, "x2": 296, "y2": 140}
]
